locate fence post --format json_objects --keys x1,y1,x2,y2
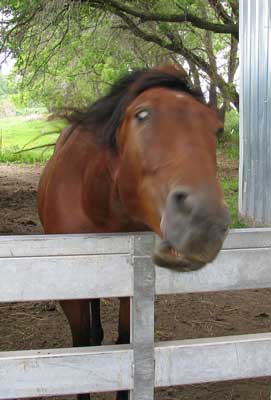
[{"x1": 131, "y1": 236, "x2": 155, "y2": 400}]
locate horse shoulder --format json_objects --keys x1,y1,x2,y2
[{"x1": 38, "y1": 127, "x2": 100, "y2": 233}]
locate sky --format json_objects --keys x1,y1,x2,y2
[{"x1": 0, "y1": 53, "x2": 15, "y2": 75}]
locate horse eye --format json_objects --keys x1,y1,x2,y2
[{"x1": 135, "y1": 109, "x2": 149, "y2": 122}]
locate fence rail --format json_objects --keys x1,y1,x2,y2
[
  {"x1": 1, "y1": 228, "x2": 271, "y2": 399},
  {"x1": 2, "y1": 230, "x2": 271, "y2": 302}
]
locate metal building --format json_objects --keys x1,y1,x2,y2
[{"x1": 239, "y1": 0, "x2": 271, "y2": 223}]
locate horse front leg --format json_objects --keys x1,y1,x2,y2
[
  {"x1": 116, "y1": 297, "x2": 130, "y2": 400},
  {"x1": 90, "y1": 298, "x2": 104, "y2": 346},
  {"x1": 60, "y1": 299, "x2": 91, "y2": 347}
]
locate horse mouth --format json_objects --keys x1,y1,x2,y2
[{"x1": 153, "y1": 240, "x2": 206, "y2": 272}]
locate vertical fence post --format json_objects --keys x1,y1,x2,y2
[{"x1": 131, "y1": 235, "x2": 155, "y2": 400}]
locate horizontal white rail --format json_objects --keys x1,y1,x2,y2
[
  {"x1": 155, "y1": 333, "x2": 271, "y2": 386},
  {"x1": 1, "y1": 333, "x2": 271, "y2": 399},
  {"x1": 156, "y1": 247, "x2": 271, "y2": 294},
  {"x1": 1, "y1": 228, "x2": 271, "y2": 258},
  {"x1": 1, "y1": 246, "x2": 271, "y2": 302},
  {"x1": 0, "y1": 254, "x2": 133, "y2": 301},
  {"x1": 0, "y1": 345, "x2": 133, "y2": 399},
  {"x1": 0, "y1": 233, "x2": 133, "y2": 257},
  {"x1": 223, "y1": 227, "x2": 271, "y2": 249}
]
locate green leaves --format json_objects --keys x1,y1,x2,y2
[{"x1": 0, "y1": 0, "x2": 239, "y2": 112}]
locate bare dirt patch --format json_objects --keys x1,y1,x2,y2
[
  {"x1": 1, "y1": 164, "x2": 271, "y2": 400},
  {"x1": 0, "y1": 164, "x2": 42, "y2": 235}
]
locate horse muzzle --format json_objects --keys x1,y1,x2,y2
[{"x1": 153, "y1": 187, "x2": 230, "y2": 271}]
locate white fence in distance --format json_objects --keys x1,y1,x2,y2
[{"x1": 1, "y1": 228, "x2": 271, "y2": 399}]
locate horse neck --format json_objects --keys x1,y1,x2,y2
[{"x1": 83, "y1": 149, "x2": 148, "y2": 233}]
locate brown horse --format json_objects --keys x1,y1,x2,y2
[{"x1": 38, "y1": 65, "x2": 229, "y2": 400}]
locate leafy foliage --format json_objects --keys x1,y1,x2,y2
[
  {"x1": 0, "y1": 1, "x2": 239, "y2": 114},
  {"x1": 223, "y1": 109, "x2": 239, "y2": 142}
]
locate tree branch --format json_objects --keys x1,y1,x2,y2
[
  {"x1": 229, "y1": 0, "x2": 239, "y2": 18},
  {"x1": 87, "y1": 0, "x2": 238, "y2": 39},
  {"x1": 0, "y1": 6, "x2": 43, "y2": 53},
  {"x1": 115, "y1": 11, "x2": 239, "y2": 108},
  {"x1": 228, "y1": 35, "x2": 238, "y2": 83},
  {"x1": 207, "y1": 0, "x2": 233, "y2": 25}
]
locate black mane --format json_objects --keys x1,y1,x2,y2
[{"x1": 66, "y1": 67, "x2": 204, "y2": 152}]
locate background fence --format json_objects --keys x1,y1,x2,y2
[
  {"x1": 1, "y1": 229, "x2": 271, "y2": 398},
  {"x1": 239, "y1": 0, "x2": 271, "y2": 223}
]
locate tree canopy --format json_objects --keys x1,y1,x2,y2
[{"x1": 0, "y1": 0, "x2": 239, "y2": 115}]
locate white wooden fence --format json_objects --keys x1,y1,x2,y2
[{"x1": 1, "y1": 228, "x2": 271, "y2": 399}]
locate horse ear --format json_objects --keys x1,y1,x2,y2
[
  {"x1": 156, "y1": 64, "x2": 188, "y2": 79},
  {"x1": 156, "y1": 64, "x2": 193, "y2": 90}
]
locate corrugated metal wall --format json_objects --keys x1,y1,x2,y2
[{"x1": 239, "y1": 0, "x2": 271, "y2": 223}]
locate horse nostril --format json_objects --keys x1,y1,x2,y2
[
  {"x1": 171, "y1": 190, "x2": 191, "y2": 215},
  {"x1": 174, "y1": 191, "x2": 187, "y2": 203}
]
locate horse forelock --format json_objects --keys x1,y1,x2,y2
[{"x1": 65, "y1": 66, "x2": 205, "y2": 152}]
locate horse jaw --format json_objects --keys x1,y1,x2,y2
[{"x1": 153, "y1": 239, "x2": 206, "y2": 272}]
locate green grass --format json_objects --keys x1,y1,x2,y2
[
  {"x1": 221, "y1": 142, "x2": 239, "y2": 161},
  {"x1": 217, "y1": 141, "x2": 247, "y2": 228},
  {"x1": 217, "y1": 140, "x2": 239, "y2": 161},
  {"x1": 0, "y1": 115, "x2": 66, "y2": 163},
  {"x1": 221, "y1": 177, "x2": 248, "y2": 229}
]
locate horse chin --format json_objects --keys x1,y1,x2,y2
[{"x1": 153, "y1": 240, "x2": 206, "y2": 272}]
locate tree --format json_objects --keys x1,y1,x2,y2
[{"x1": 0, "y1": 0, "x2": 239, "y2": 114}]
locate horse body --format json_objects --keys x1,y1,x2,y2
[
  {"x1": 38, "y1": 66, "x2": 229, "y2": 400},
  {"x1": 38, "y1": 126, "x2": 145, "y2": 234},
  {"x1": 38, "y1": 112, "x2": 150, "y2": 400}
]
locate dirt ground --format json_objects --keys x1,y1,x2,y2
[{"x1": 1, "y1": 164, "x2": 271, "y2": 400}]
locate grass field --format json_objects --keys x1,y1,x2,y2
[
  {"x1": 0, "y1": 114, "x2": 245, "y2": 228},
  {"x1": 0, "y1": 115, "x2": 65, "y2": 163}
]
